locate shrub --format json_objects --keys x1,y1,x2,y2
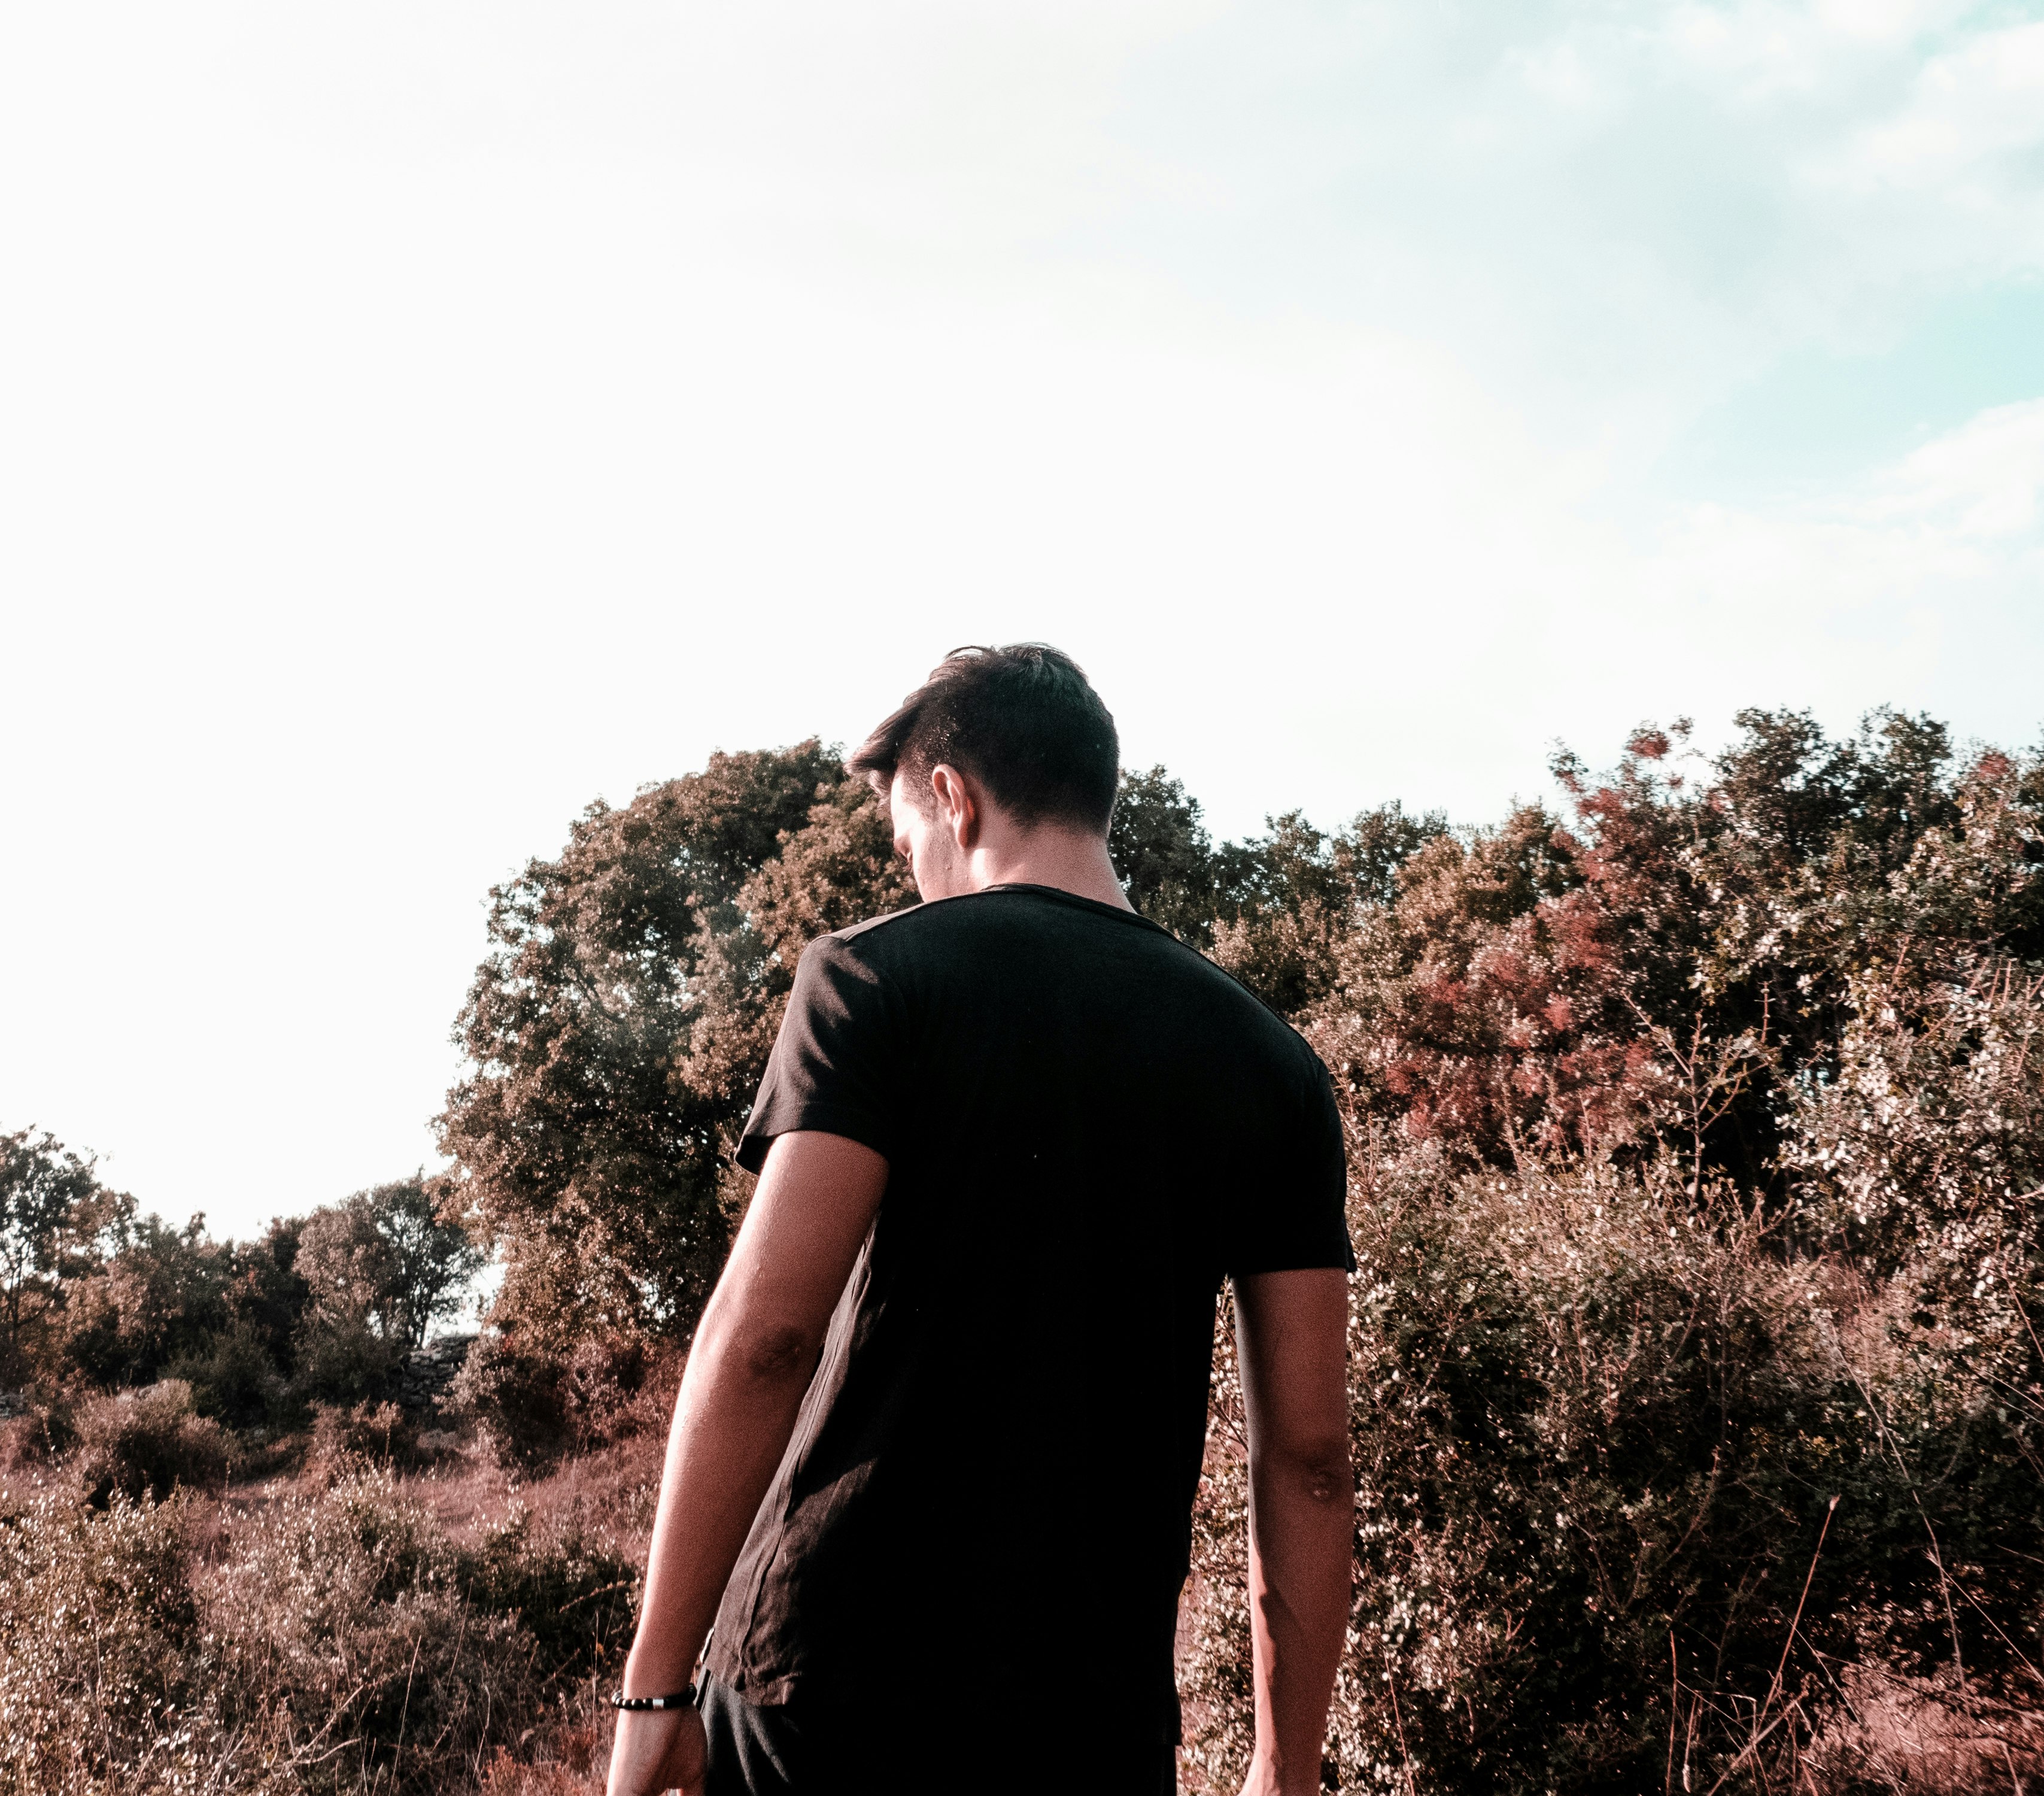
[
  {"x1": 61, "y1": 1215, "x2": 232, "y2": 1391},
  {"x1": 457, "y1": 1504, "x2": 637, "y2": 1685},
  {"x1": 1782, "y1": 963, "x2": 2044, "y2": 1277},
  {"x1": 0, "y1": 1464, "x2": 637, "y2": 1795},
  {"x1": 454, "y1": 1331, "x2": 652, "y2": 1473},
  {"x1": 204, "y1": 1473, "x2": 539, "y2": 1793},
  {"x1": 291, "y1": 1308, "x2": 404, "y2": 1408},
  {"x1": 71, "y1": 1380, "x2": 230, "y2": 1505},
  {"x1": 1181, "y1": 1151, "x2": 2044, "y2": 1794},
  {"x1": 308, "y1": 1399, "x2": 415, "y2": 1475},
  {"x1": 0, "y1": 1405, "x2": 65, "y2": 1475},
  {"x1": 0, "y1": 1489, "x2": 214, "y2": 1794},
  {"x1": 453, "y1": 1332, "x2": 572, "y2": 1470},
  {"x1": 171, "y1": 1319, "x2": 285, "y2": 1428}
]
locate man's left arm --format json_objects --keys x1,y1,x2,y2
[
  {"x1": 606, "y1": 1130, "x2": 888, "y2": 1796},
  {"x1": 1233, "y1": 1266, "x2": 1353, "y2": 1796}
]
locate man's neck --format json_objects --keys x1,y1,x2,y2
[{"x1": 962, "y1": 828, "x2": 1134, "y2": 912}]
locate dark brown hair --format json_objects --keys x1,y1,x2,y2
[{"x1": 848, "y1": 644, "x2": 1120, "y2": 833}]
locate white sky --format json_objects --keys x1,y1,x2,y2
[{"x1": 4, "y1": 2, "x2": 2042, "y2": 1237}]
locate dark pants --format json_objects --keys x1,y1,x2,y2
[{"x1": 698, "y1": 1673, "x2": 1179, "y2": 1795}]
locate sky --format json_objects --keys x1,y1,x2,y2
[{"x1": 4, "y1": 1, "x2": 2042, "y2": 1237}]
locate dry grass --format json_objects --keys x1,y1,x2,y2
[
  {"x1": 1803, "y1": 1667, "x2": 2044, "y2": 1793},
  {"x1": 0, "y1": 1372, "x2": 670, "y2": 1796}
]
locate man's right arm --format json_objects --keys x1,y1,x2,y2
[
  {"x1": 1232, "y1": 1266, "x2": 1352, "y2": 1796},
  {"x1": 605, "y1": 1130, "x2": 888, "y2": 1796}
]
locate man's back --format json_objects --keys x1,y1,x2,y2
[
  {"x1": 707, "y1": 884, "x2": 1351, "y2": 1742},
  {"x1": 606, "y1": 647, "x2": 1353, "y2": 1796}
]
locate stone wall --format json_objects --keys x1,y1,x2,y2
[{"x1": 393, "y1": 1332, "x2": 475, "y2": 1412}]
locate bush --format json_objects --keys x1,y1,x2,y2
[
  {"x1": 1180, "y1": 1151, "x2": 2044, "y2": 1794},
  {"x1": 71, "y1": 1380, "x2": 230, "y2": 1506},
  {"x1": 457, "y1": 1504, "x2": 637, "y2": 1684},
  {"x1": 452, "y1": 1333, "x2": 572, "y2": 1470},
  {"x1": 291, "y1": 1309, "x2": 404, "y2": 1408},
  {"x1": 205, "y1": 1474, "x2": 539, "y2": 1793},
  {"x1": 308, "y1": 1399, "x2": 415, "y2": 1475},
  {"x1": 454, "y1": 1331, "x2": 651, "y2": 1473},
  {"x1": 0, "y1": 1405, "x2": 65, "y2": 1475},
  {"x1": 0, "y1": 1489, "x2": 211, "y2": 1794},
  {"x1": 0, "y1": 1466, "x2": 636, "y2": 1795},
  {"x1": 171, "y1": 1320, "x2": 286, "y2": 1428}
]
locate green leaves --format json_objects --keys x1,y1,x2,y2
[{"x1": 437, "y1": 744, "x2": 913, "y2": 1346}]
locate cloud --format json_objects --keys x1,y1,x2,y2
[
  {"x1": 1863, "y1": 396, "x2": 2044, "y2": 535},
  {"x1": 1640, "y1": 398, "x2": 2044, "y2": 721},
  {"x1": 1841, "y1": 18, "x2": 2044, "y2": 190}
]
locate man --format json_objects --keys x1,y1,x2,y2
[{"x1": 608, "y1": 645, "x2": 1353, "y2": 1796}]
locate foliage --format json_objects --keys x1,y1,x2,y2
[
  {"x1": 0, "y1": 1487, "x2": 209, "y2": 1795},
  {"x1": 1171, "y1": 710, "x2": 2044, "y2": 1793},
  {"x1": 291, "y1": 1176, "x2": 484, "y2": 1404},
  {"x1": 0, "y1": 1151, "x2": 475, "y2": 1419},
  {"x1": 7, "y1": 704, "x2": 2041, "y2": 1792},
  {"x1": 63, "y1": 1215, "x2": 234, "y2": 1391},
  {"x1": 68, "y1": 1379, "x2": 232, "y2": 1506},
  {"x1": 1186, "y1": 1154, "x2": 2044, "y2": 1792},
  {"x1": 0, "y1": 1128, "x2": 125, "y2": 1385},
  {"x1": 437, "y1": 743, "x2": 913, "y2": 1346},
  {"x1": 414, "y1": 705, "x2": 2044, "y2": 1787},
  {"x1": 1782, "y1": 963, "x2": 2044, "y2": 1276},
  {"x1": 1110, "y1": 766, "x2": 1227, "y2": 945},
  {"x1": 296, "y1": 1176, "x2": 481, "y2": 1352},
  {"x1": 450, "y1": 1331, "x2": 654, "y2": 1474},
  {"x1": 0, "y1": 1469, "x2": 637, "y2": 1795}
]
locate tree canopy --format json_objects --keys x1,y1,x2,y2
[
  {"x1": 435, "y1": 712, "x2": 2044, "y2": 1351},
  {"x1": 435, "y1": 744, "x2": 915, "y2": 1345}
]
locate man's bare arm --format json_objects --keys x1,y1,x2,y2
[
  {"x1": 1234, "y1": 1267, "x2": 1352, "y2": 1796},
  {"x1": 606, "y1": 1131, "x2": 888, "y2": 1796}
]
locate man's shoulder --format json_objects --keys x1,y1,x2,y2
[
  {"x1": 816, "y1": 891, "x2": 1326, "y2": 1064},
  {"x1": 827, "y1": 903, "x2": 928, "y2": 948},
  {"x1": 818, "y1": 887, "x2": 1172, "y2": 960}
]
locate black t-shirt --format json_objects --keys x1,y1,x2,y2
[{"x1": 706, "y1": 884, "x2": 1351, "y2": 1743}]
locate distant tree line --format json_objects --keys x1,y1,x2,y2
[{"x1": 0, "y1": 1145, "x2": 480, "y2": 1425}]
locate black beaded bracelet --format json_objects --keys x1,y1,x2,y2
[{"x1": 609, "y1": 1686, "x2": 697, "y2": 1712}]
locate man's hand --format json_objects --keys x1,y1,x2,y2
[
  {"x1": 605, "y1": 1705, "x2": 706, "y2": 1796},
  {"x1": 1233, "y1": 1266, "x2": 1351, "y2": 1796}
]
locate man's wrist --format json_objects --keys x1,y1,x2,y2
[{"x1": 622, "y1": 1633, "x2": 709, "y2": 1701}]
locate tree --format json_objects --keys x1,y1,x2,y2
[
  {"x1": 290, "y1": 1194, "x2": 398, "y2": 1401},
  {"x1": 0, "y1": 1127, "x2": 126, "y2": 1384},
  {"x1": 63, "y1": 1213, "x2": 232, "y2": 1388},
  {"x1": 294, "y1": 1199, "x2": 400, "y2": 1340},
  {"x1": 289, "y1": 1174, "x2": 480, "y2": 1386},
  {"x1": 437, "y1": 744, "x2": 913, "y2": 1346},
  {"x1": 1109, "y1": 767, "x2": 1222, "y2": 943},
  {"x1": 221, "y1": 1216, "x2": 310, "y2": 1375},
  {"x1": 369, "y1": 1175, "x2": 483, "y2": 1348}
]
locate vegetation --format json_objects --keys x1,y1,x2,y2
[
  {"x1": 436, "y1": 744, "x2": 913, "y2": 1349},
  {"x1": 0, "y1": 1469, "x2": 634, "y2": 1795},
  {"x1": 4, "y1": 705, "x2": 2040, "y2": 1791},
  {"x1": 1174, "y1": 712, "x2": 2044, "y2": 1792},
  {"x1": 0, "y1": 1162, "x2": 476, "y2": 1425}
]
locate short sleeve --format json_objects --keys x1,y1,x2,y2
[
  {"x1": 736, "y1": 934, "x2": 900, "y2": 1173},
  {"x1": 1226, "y1": 1057, "x2": 1354, "y2": 1277}
]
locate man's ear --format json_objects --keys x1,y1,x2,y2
[{"x1": 929, "y1": 764, "x2": 980, "y2": 849}]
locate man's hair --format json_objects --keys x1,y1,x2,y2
[{"x1": 849, "y1": 644, "x2": 1120, "y2": 834}]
